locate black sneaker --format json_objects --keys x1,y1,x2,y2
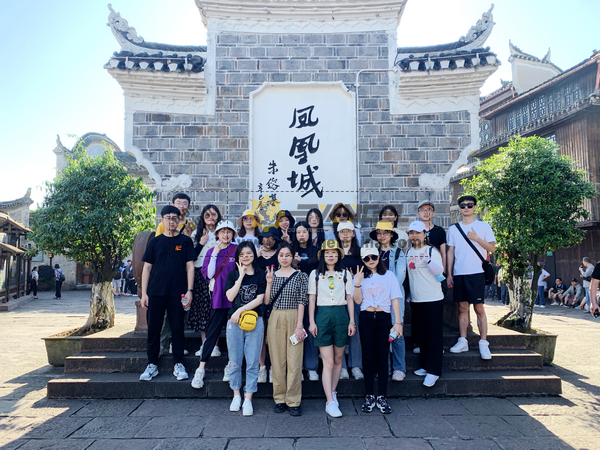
[
  {"x1": 376, "y1": 395, "x2": 392, "y2": 414},
  {"x1": 289, "y1": 406, "x2": 302, "y2": 416},
  {"x1": 361, "y1": 395, "x2": 375, "y2": 413},
  {"x1": 273, "y1": 403, "x2": 287, "y2": 413}
]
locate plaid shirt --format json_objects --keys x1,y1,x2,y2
[{"x1": 271, "y1": 271, "x2": 309, "y2": 310}]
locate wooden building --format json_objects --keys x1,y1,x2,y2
[
  {"x1": 450, "y1": 45, "x2": 600, "y2": 282},
  {"x1": 0, "y1": 212, "x2": 31, "y2": 303}
]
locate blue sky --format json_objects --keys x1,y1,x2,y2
[{"x1": 0, "y1": 0, "x2": 597, "y2": 207}]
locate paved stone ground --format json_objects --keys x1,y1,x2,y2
[{"x1": 1, "y1": 289, "x2": 599, "y2": 449}]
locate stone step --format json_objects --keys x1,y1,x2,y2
[
  {"x1": 79, "y1": 329, "x2": 529, "y2": 353},
  {"x1": 64, "y1": 349, "x2": 543, "y2": 375},
  {"x1": 46, "y1": 369, "x2": 561, "y2": 399}
]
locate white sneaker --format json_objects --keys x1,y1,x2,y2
[
  {"x1": 173, "y1": 363, "x2": 188, "y2": 381},
  {"x1": 414, "y1": 368, "x2": 427, "y2": 377},
  {"x1": 195, "y1": 343, "x2": 204, "y2": 357},
  {"x1": 351, "y1": 367, "x2": 364, "y2": 380},
  {"x1": 479, "y1": 340, "x2": 492, "y2": 360},
  {"x1": 413, "y1": 347, "x2": 421, "y2": 354},
  {"x1": 332, "y1": 391, "x2": 339, "y2": 407},
  {"x1": 242, "y1": 398, "x2": 253, "y2": 416},
  {"x1": 211, "y1": 346, "x2": 221, "y2": 357},
  {"x1": 258, "y1": 366, "x2": 267, "y2": 383},
  {"x1": 340, "y1": 368, "x2": 350, "y2": 379},
  {"x1": 269, "y1": 369, "x2": 273, "y2": 383},
  {"x1": 140, "y1": 363, "x2": 158, "y2": 381},
  {"x1": 191, "y1": 368, "x2": 205, "y2": 389},
  {"x1": 392, "y1": 370, "x2": 405, "y2": 381},
  {"x1": 325, "y1": 401, "x2": 342, "y2": 418},
  {"x1": 308, "y1": 370, "x2": 319, "y2": 381},
  {"x1": 449, "y1": 337, "x2": 469, "y2": 353},
  {"x1": 230, "y1": 395, "x2": 242, "y2": 412},
  {"x1": 223, "y1": 363, "x2": 231, "y2": 382},
  {"x1": 423, "y1": 374, "x2": 439, "y2": 387},
  {"x1": 539, "y1": 305, "x2": 546, "y2": 309}
]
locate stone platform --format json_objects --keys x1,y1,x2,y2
[{"x1": 47, "y1": 323, "x2": 561, "y2": 399}]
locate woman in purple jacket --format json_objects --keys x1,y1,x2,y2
[{"x1": 192, "y1": 220, "x2": 238, "y2": 389}]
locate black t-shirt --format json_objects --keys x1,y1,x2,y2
[
  {"x1": 224, "y1": 270, "x2": 267, "y2": 316},
  {"x1": 341, "y1": 252, "x2": 363, "y2": 275},
  {"x1": 142, "y1": 233, "x2": 195, "y2": 297},
  {"x1": 257, "y1": 253, "x2": 278, "y2": 272},
  {"x1": 426, "y1": 224, "x2": 446, "y2": 251},
  {"x1": 297, "y1": 245, "x2": 319, "y2": 275},
  {"x1": 380, "y1": 249, "x2": 392, "y2": 271},
  {"x1": 592, "y1": 264, "x2": 600, "y2": 280}
]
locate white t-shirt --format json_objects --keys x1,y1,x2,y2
[
  {"x1": 406, "y1": 246, "x2": 444, "y2": 303},
  {"x1": 235, "y1": 235, "x2": 260, "y2": 248},
  {"x1": 537, "y1": 269, "x2": 550, "y2": 287},
  {"x1": 447, "y1": 220, "x2": 496, "y2": 276},
  {"x1": 308, "y1": 269, "x2": 352, "y2": 306},
  {"x1": 191, "y1": 229, "x2": 217, "y2": 268},
  {"x1": 353, "y1": 270, "x2": 402, "y2": 313}
]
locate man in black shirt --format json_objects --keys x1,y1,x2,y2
[
  {"x1": 417, "y1": 200, "x2": 447, "y2": 273},
  {"x1": 548, "y1": 278, "x2": 567, "y2": 306},
  {"x1": 140, "y1": 205, "x2": 196, "y2": 382}
]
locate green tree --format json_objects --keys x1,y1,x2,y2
[
  {"x1": 462, "y1": 136, "x2": 595, "y2": 332},
  {"x1": 32, "y1": 148, "x2": 155, "y2": 334}
]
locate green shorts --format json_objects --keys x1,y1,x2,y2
[{"x1": 313, "y1": 305, "x2": 350, "y2": 348}]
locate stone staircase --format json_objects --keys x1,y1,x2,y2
[{"x1": 47, "y1": 324, "x2": 561, "y2": 399}]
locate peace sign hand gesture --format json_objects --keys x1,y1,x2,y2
[
  {"x1": 236, "y1": 262, "x2": 247, "y2": 281},
  {"x1": 354, "y1": 266, "x2": 365, "y2": 286},
  {"x1": 266, "y1": 265, "x2": 274, "y2": 285}
]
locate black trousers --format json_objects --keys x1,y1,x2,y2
[
  {"x1": 147, "y1": 296, "x2": 185, "y2": 365},
  {"x1": 200, "y1": 308, "x2": 229, "y2": 363},
  {"x1": 55, "y1": 281, "x2": 62, "y2": 298},
  {"x1": 411, "y1": 300, "x2": 444, "y2": 377},
  {"x1": 359, "y1": 310, "x2": 391, "y2": 397},
  {"x1": 30, "y1": 282, "x2": 38, "y2": 297}
]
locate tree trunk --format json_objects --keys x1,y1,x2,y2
[
  {"x1": 75, "y1": 281, "x2": 115, "y2": 335},
  {"x1": 496, "y1": 264, "x2": 540, "y2": 333}
]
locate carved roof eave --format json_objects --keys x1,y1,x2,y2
[
  {"x1": 396, "y1": 4, "x2": 495, "y2": 60},
  {"x1": 508, "y1": 40, "x2": 562, "y2": 72},
  {"x1": 106, "y1": 68, "x2": 208, "y2": 112},
  {"x1": 107, "y1": 4, "x2": 206, "y2": 56},
  {"x1": 76, "y1": 133, "x2": 122, "y2": 153},
  {"x1": 481, "y1": 52, "x2": 600, "y2": 119},
  {"x1": 395, "y1": 50, "x2": 499, "y2": 72},
  {"x1": 196, "y1": 0, "x2": 407, "y2": 32},
  {"x1": 397, "y1": 63, "x2": 499, "y2": 101},
  {"x1": 0, "y1": 190, "x2": 34, "y2": 211}
]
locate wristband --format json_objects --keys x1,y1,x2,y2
[
  {"x1": 349, "y1": 321, "x2": 355, "y2": 325},
  {"x1": 354, "y1": 285, "x2": 361, "y2": 288},
  {"x1": 187, "y1": 289, "x2": 193, "y2": 291}
]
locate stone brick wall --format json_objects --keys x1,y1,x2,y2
[{"x1": 132, "y1": 31, "x2": 470, "y2": 230}]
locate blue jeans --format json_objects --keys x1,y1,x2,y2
[
  {"x1": 226, "y1": 316, "x2": 264, "y2": 394},
  {"x1": 500, "y1": 282, "x2": 508, "y2": 305},
  {"x1": 585, "y1": 287, "x2": 591, "y2": 309},
  {"x1": 389, "y1": 307, "x2": 406, "y2": 373},
  {"x1": 342, "y1": 307, "x2": 362, "y2": 370},
  {"x1": 303, "y1": 306, "x2": 319, "y2": 371},
  {"x1": 485, "y1": 283, "x2": 497, "y2": 300},
  {"x1": 535, "y1": 286, "x2": 546, "y2": 306}
]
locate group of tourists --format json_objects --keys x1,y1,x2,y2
[{"x1": 139, "y1": 193, "x2": 496, "y2": 418}]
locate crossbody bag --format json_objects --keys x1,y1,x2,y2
[{"x1": 454, "y1": 223, "x2": 495, "y2": 285}]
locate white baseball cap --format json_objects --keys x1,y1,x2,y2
[
  {"x1": 408, "y1": 221, "x2": 426, "y2": 233},
  {"x1": 337, "y1": 221, "x2": 355, "y2": 232},
  {"x1": 360, "y1": 245, "x2": 379, "y2": 259}
]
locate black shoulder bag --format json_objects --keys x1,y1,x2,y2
[
  {"x1": 454, "y1": 223, "x2": 495, "y2": 285},
  {"x1": 266, "y1": 271, "x2": 299, "y2": 320}
]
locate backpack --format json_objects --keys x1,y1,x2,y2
[
  {"x1": 58, "y1": 272, "x2": 65, "y2": 283},
  {"x1": 113, "y1": 270, "x2": 122, "y2": 281}
]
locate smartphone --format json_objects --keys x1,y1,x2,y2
[{"x1": 289, "y1": 328, "x2": 308, "y2": 345}]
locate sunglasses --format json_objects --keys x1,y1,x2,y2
[
  {"x1": 362, "y1": 255, "x2": 379, "y2": 262},
  {"x1": 335, "y1": 212, "x2": 349, "y2": 218},
  {"x1": 459, "y1": 203, "x2": 475, "y2": 209}
]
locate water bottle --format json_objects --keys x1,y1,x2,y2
[
  {"x1": 181, "y1": 294, "x2": 190, "y2": 311},
  {"x1": 388, "y1": 330, "x2": 398, "y2": 342}
]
